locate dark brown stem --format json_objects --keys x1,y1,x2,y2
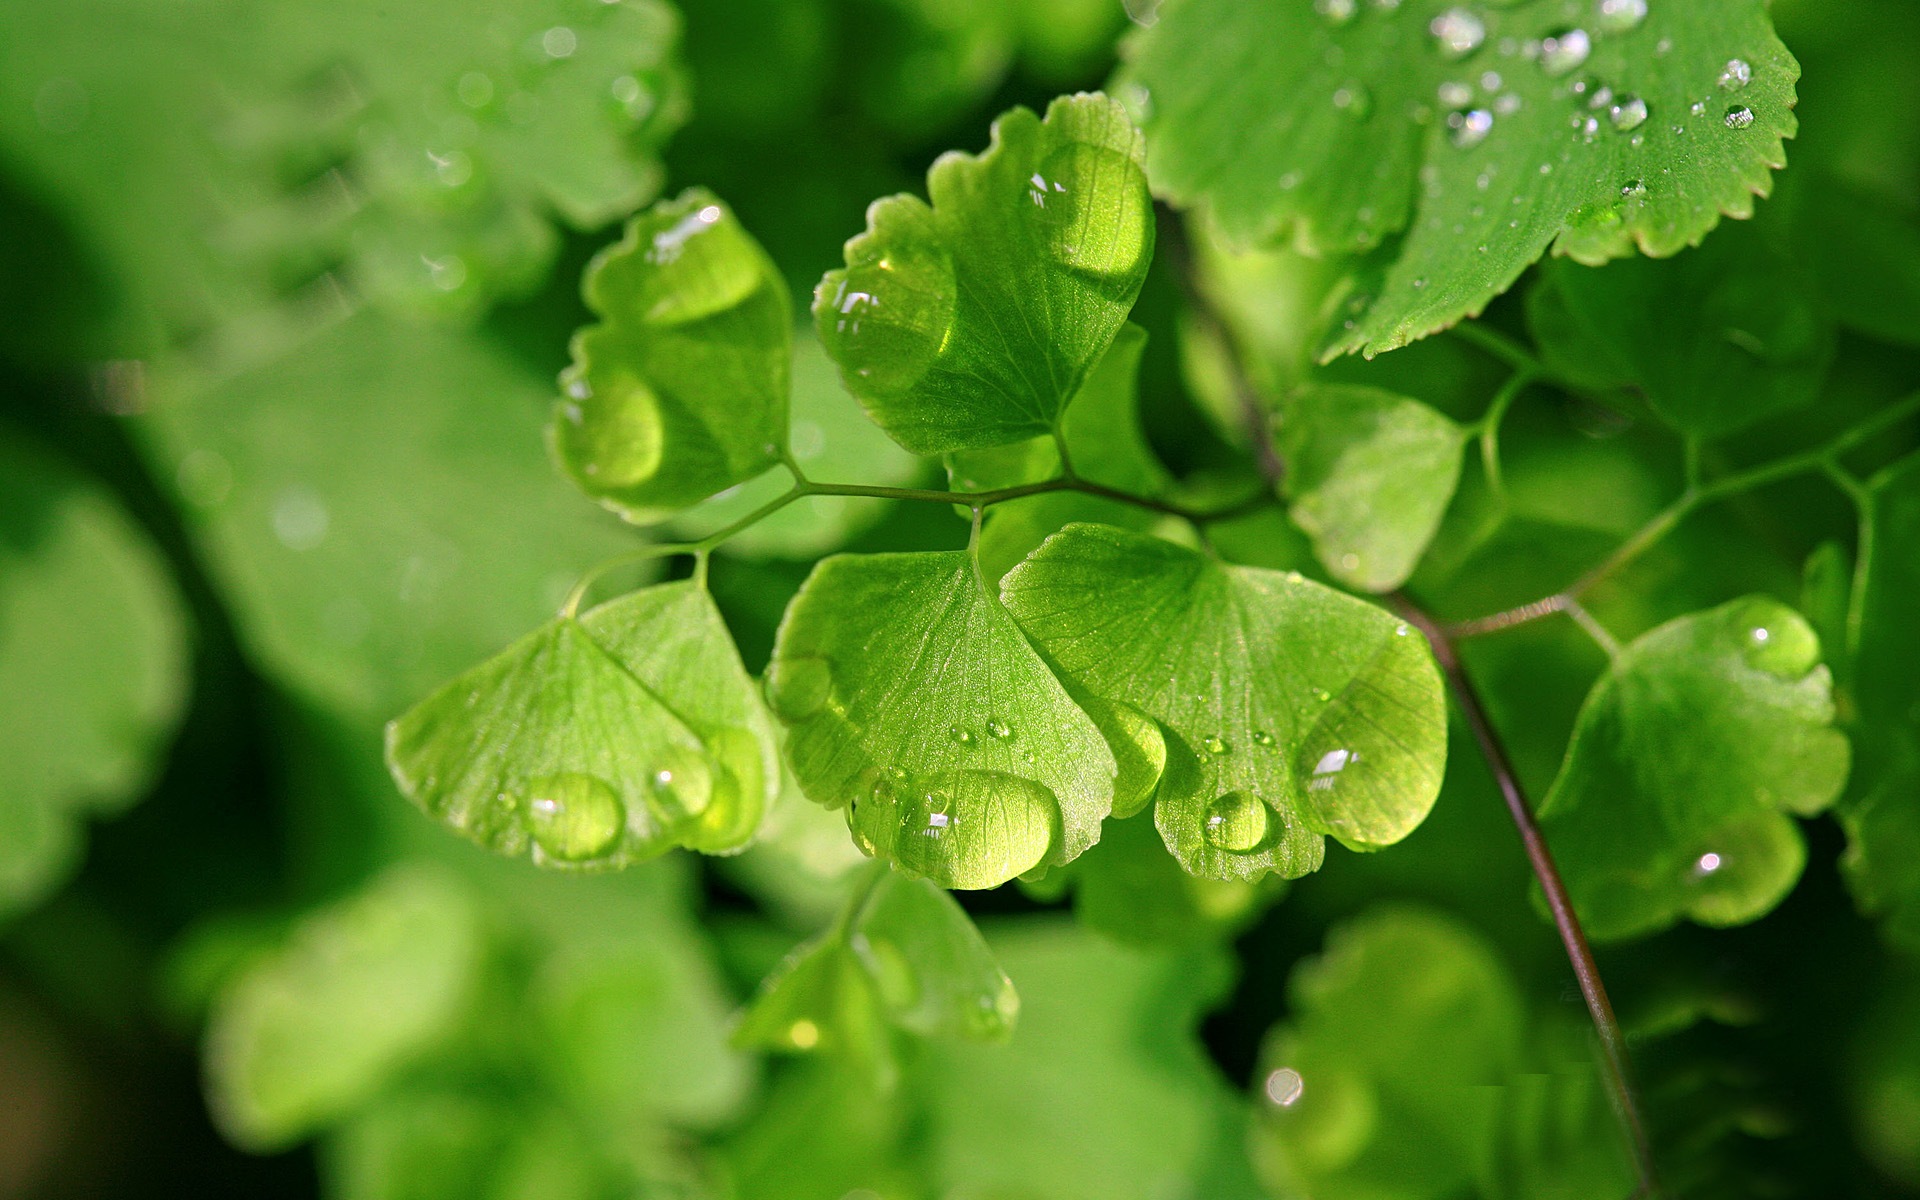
[{"x1": 1395, "y1": 596, "x2": 1661, "y2": 1196}]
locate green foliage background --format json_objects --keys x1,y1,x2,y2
[{"x1": 2, "y1": 0, "x2": 1919, "y2": 1196}]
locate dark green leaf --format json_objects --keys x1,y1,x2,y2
[
  {"x1": 765, "y1": 551, "x2": 1123, "y2": 888},
  {"x1": 1527, "y1": 219, "x2": 1834, "y2": 438},
  {"x1": 558, "y1": 189, "x2": 790, "y2": 520},
  {"x1": 814, "y1": 92, "x2": 1154, "y2": 454},
  {"x1": 1279, "y1": 383, "x2": 1468, "y2": 592},
  {"x1": 1128, "y1": 0, "x2": 1799, "y2": 356},
  {"x1": 1002, "y1": 524, "x2": 1448, "y2": 881},
  {"x1": 1539, "y1": 596, "x2": 1851, "y2": 940}
]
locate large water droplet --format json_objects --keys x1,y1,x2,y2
[
  {"x1": 818, "y1": 231, "x2": 955, "y2": 397},
  {"x1": 1609, "y1": 95, "x2": 1649, "y2": 131},
  {"x1": 889, "y1": 770, "x2": 1061, "y2": 888},
  {"x1": 766, "y1": 655, "x2": 833, "y2": 721},
  {"x1": 986, "y1": 718, "x2": 1013, "y2": 740},
  {"x1": 526, "y1": 773, "x2": 625, "y2": 862},
  {"x1": 1034, "y1": 142, "x2": 1152, "y2": 279},
  {"x1": 1430, "y1": 8, "x2": 1486, "y2": 58},
  {"x1": 964, "y1": 979, "x2": 1020, "y2": 1039},
  {"x1": 1724, "y1": 105, "x2": 1755, "y2": 129},
  {"x1": 647, "y1": 747, "x2": 713, "y2": 822},
  {"x1": 1292, "y1": 647, "x2": 1444, "y2": 848},
  {"x1": 1539, "y1": 28, "x2": 1591, "y2": 75},
  {"x1": 554, "y1": 375, "x2": 664, "y2": 492},
  {"x1": 1594, "y1": 0, "x2": 1647, "y2": 33},
  {"x1": 1265, "y1": 1067, "x2": 1306, "y2": 1107},
  {"x1": 1718, "y1": 58, "x2": 1752, "y2": 89},
  {"x1": 1729, "y1": 599, "x2": 1820, "y2": 678},
  {"x1": 636, "y1": 203, "x2": 765, "y2": 326},
  {"x1": 1448, "y1": 108, "x2": 1494, "y2": 148},
  {"x1": 1203, "y1": 791, "x2": 1272, "y2": 854}
]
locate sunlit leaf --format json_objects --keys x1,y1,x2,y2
[
  {"x1": 557, "y1": 189, "x2": 790, "y2": 521},
  {"x1": 1002, "y1": 523, "x2": 1447, "y2": 881},
  {"x1": 815, "y1": 92, "x2": 1154, "y2": 454},
  {"x1": 1539, "y1": 596, "x2": 1851, "y2": 940},
  {"x1": 204, "y1": 868, "x2": 481, "y2": 1150},
  {"x1": 1127, "y1": 0, "x2": 1799, "y2": 356},
  {"x1": 1279, "y1": 383, "x2": 1468, "y2": 592},
  {"x1": 0, "y1": 429, "x2": 187, "y2": 919},
  {"x1": 765, "y1": 551, "x2": 1122, "y2": 888}
]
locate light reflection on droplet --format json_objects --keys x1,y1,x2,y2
[{"x1": 1265, "y1": 1067, "x2": 1306, "y2": 1107}]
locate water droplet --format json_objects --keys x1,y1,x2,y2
[
  {"x1": 766, "y1": 655, "x2": 833, "y2": 721},
  {"x1": 645, "y1": 748, "x2": 713, "y2": 822},
  {"x1": 1724, "y1": 105, "x2": 1755, "y2": 129},
  {"x1": 1315, "y1": 0, "x2": 1357, "y2": 23},
  {"x1": 986, "y1": 718, "x2": 1013, "y2": 740},
  {"x1": 1265, "y1": 1067, "x2": 1305, "y2": 1107},
  {"x1": 1610, "y1": 95, "x2": 1649, "y2": 131},
  {"x1": 1690, "y1": 100, "x2": 1708, "y2": 116},
  {"x1": 1438, "y1": 80, "x2": 1473, "y2": 108},
  {"x1": 1622, "y1": 179, "x2": 1647, "y2": 198},
  {"x1": 951, "y1": 725, "x2": 976, "y2": 746},
  {"x1": 1203, "y1": 735, "x2": 1231, "y2": 756},
  {"x1": 1539, "y1": 28, "x2": 1591, "y2": 75},
  {"x1": 886, "y1": 770, "x2": 1061, "y2": 888},
  {"x1": 1494, "y1": 92, "x2": 1522, "y2": 115},
  {"x1": 964, "y1": 980, "x2": 1020, "y2": 1039},
  {"x1": 1203, "y1": 791, "x2": 1272, "y2": 854},
  {"x1": 1730, "y1": 599, "x2": 1819, "y2": 677},
  {"x1": 1693, "y1": 851, "x2": 1724, "y2": 876},
  {"x1": 1719, "y1": 58, "x2": 1752, "y2": 90},
  {"x1": 1332, "y1": 82, "x2": 1373, "y2": 118},
  {"x1": 271, "y1": 486, "x2": 330, "y2": 551},
  {"x1": 542, "y1": 25, "x2": 577, "y2": 57},
  {"x1": 1252, "y1": 730, "x2": 1276, "y2": 748},
  {"x1": 526, "y1": 773, "x2": 625, "y2": 862},
  {"x1": 1430, "y1": 8, "x2": 1485, "y2": 58},
  {"x1": 1448, "y1": 108, "x2": 1494, "y2": 148},
  {"x1": 456, "y1": 71, "x2": 495, "y2": 109},
  {"x1": 1033, "y1": 142, "x2": 1152, "y2": 279},
  {"x1": 1594, "y1": 0, "x2": 1647, "y2": 33}
]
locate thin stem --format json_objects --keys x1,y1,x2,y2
[
  {"x1": 1452, "y1": 321, "x2": 1549, "y2": 378},
  {"x1": 1451, "y1": 393, "x2": 1920, "y2": 639},
  {"x1": 1475, "y1": 370, "x2": 1536, "y2": 503},
  {"x1": 1824, "y1": 463, "x2": 1875, "y2": 666},
  {"x1": 561, "y1": 483, "x2": 807, "y2": 616},
  {"x1": 1564, "y1": 597, "x2": 1622, "y2": 658},
  {"x1": 1395, "y1": 597, "x2": 1660, "y2": 1196}
]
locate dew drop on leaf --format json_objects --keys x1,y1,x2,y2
[
  {"x1": 1731, "y1": 599, "x2": 1820, "y2": 677},
  {"x1": 1448, "y1": 108, "x2": 1494, "y2": 148},
  {"x1": 1203, "y1": 791, "x2": 1272, "y2": 854},
  {"x1": 1538, "y1": 28, "x2": 1591, "y2": 76},
  {"x1": 768, "y1": 656, "x2": 839, "y2": 726},
  {"x1": 525, "y1": 773, "x2": 625, "y2": 862},
  {"x1": 1252, "y1": 730, "x2": 1276, "y2": 748},
  {"x1": 986, "y1": 717, "x2": 1013, "y2": 740},
  {"x1": 553, "y1": 376, "x2": 665, "y2": 491},
  {"x1": 1593, "y1": 0, "x2": 1648, "y2": 34},
  {"x1": 1203, "y1": 734, "x2": 1231, "y2": 755},
  {"x1": 1725, "y1": 105, "x2": 1755, "y2": 129},
  {"x1": 891, "y1": 770, "x2": 1059, "y2": 888},
  {"x1": 1719, "y1": 58, "x2": 1752, "y2": 89},
  {"x1": 1610, "y1": 96, "x2": 1649, "y2": 131},
  {"x1": 1314, "y1": 0, "x2": 1356, "y2": 24},
  {"x1": 951, "y1": 725, "x2": 976, "y2": 746},
  {"x1": 1264, "y1": 1066, "x2": 1305, "y2": 1107},
  {"x1": 1429, "y1": 8, "x2": 1486, "y2": 59}
]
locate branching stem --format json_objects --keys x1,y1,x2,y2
[
  {"x1": 1449, "y1": 391, "x2": 1920, "y2": 640},
  {"x1": 1395, "y1": 597, "x2": 1660, "y2": 1197}
]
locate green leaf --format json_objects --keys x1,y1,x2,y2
[
  {"x1": 578, "y1": 580, "x2": 781, "y2": 854},
  {"x1": 1251, "y1": 906, "x2": 1524, "y2": 1198},
  {"x1": 1527, "y1": 219, "x2": 1835, "y2": 438},
  {"x1": 921, "y1": 919, "x2": 1262, "y2": 1200},
  {"x1": 140, "y1": 311, "x2": 637, "y2": 723},
  {"x1": 1127, "y1": 0, "x2": 1799, "y2": 356},
  {"x1": 1002, "y1": 524, "x2": 1448, "y2": 881},
  {"x1": 385, "y1": 616, "x2": 718, "y2": 868},
  {"x1": 0, "y1": 429, "x2": 188, "y2": 919},
  {"x1": 946, "y1": 322, "x2": 1175, "y2": 581},
  {"x1": 814, "y1": 92, "x2": 1155, "y2": 454},
  {"x1": 1839, "y1": 453, "x2": 1920, "y2": 947},
  {"x1": 734, "y1": 870, "x2": 1016, "y2": 1078},
  {"x1": 204, "y1": 868, "x2": 482, "y2": 1150},
  {"x1": 1249, "y1": 905, "x2": 1632, "y2": 1199},
  {"x1": 1539, "y1": 596, "x2": 1851, "y2": 941},
  {"x1": 765, "y1": 551, "x2": 1123, "y2": 888},
  {"x1": 1279, "y1": 383, "x2": 1468, "y2": 592},
  {"x1": 669, "y1": 331, "x2": 923, "y2": 559},
  {"x1": 557, "y1": 189, "x2": 790, "y2": 520}
]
